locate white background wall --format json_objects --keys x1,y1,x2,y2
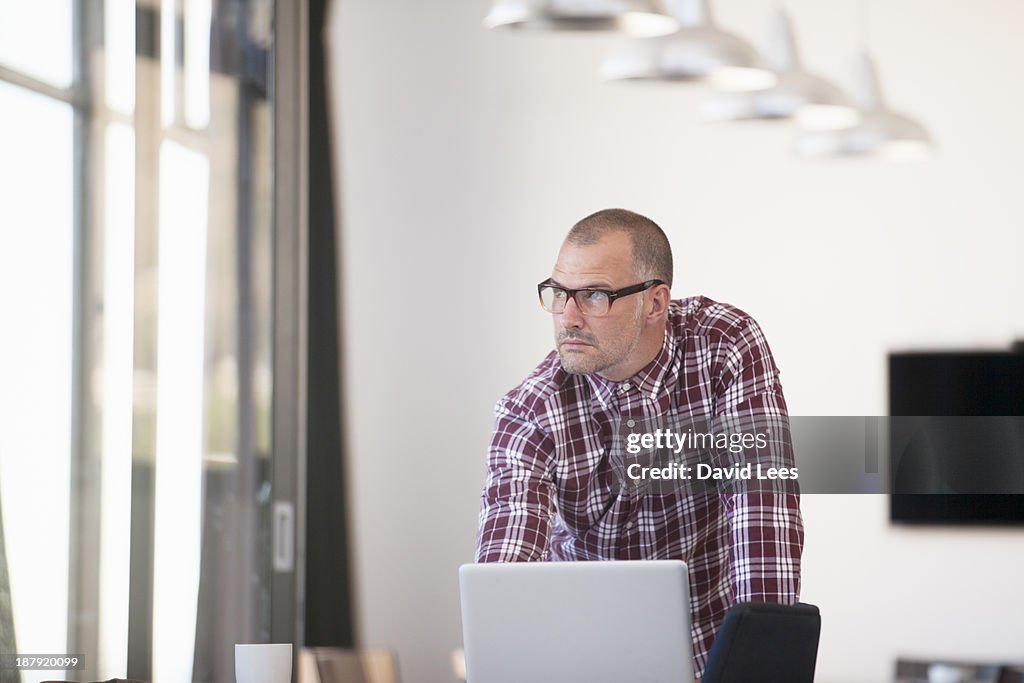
[{"x1": 325, "y1": 1, "x2": 1024, "y2": 681}]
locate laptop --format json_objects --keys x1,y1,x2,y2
[{"x1": 459, "y1": 560, "x2": 694, "y2": 683}]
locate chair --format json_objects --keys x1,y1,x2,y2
[
  {"x1": 701, "y1": 602, "x2": 821, "y2": 683},
  {"x1": 298, "y1": 647, "x2": 400, "y2": 683}
]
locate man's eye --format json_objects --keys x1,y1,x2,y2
[
  {"x1": 552, "y1": 289, "x2": 568, "y2": 301},
  {"x1": 584, "y1": 291, "x2": 608, "y2": 303}
]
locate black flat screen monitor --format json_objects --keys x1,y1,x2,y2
[{"x1": 889, "y1": 351, "x2": 1024, "y2": 524}]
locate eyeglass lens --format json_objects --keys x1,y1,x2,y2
[{"x1": 540, "y1": 286, "x2": 610, "y2": 315}]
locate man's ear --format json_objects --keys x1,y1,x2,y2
[{"x1": 647, "y1": 284, "x2": 671, "y2": 321}]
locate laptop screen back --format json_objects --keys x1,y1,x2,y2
[{"x1": 459, "y1": 560, "x2": 694, "y2": 683}]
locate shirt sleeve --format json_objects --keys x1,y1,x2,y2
[
  {"x1": 475, "y1": 397, "x2": 557, "y2": 562},
  {"x1": 716, "y1": 317, "x2": 804, "y2": 604}
]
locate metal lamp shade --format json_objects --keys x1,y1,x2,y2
[
  {"x1": 703, "y1": 70, "x2": 858, "y2": 127},
  {"x1": 603, "y1": 25, "x2": 775, "y2": 89},
  {"x1": 701, "y1": 9, "x2": 857, "y2": 127},
  {"x1": 602, "y1": 0, "x2": 774, "y2": 89},
  {"x1": 795, "y1": 53, "x2": 932, "y2": 161},
  {"x1": 485, "y1": 0, "x2": 678, "y2": 36},
  {"x1": 845, "y1": 109, "x2": 932, "y2": 160}
]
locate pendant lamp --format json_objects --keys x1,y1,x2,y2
[
  {"x1": 485, "y1": 0, "x2": 678, "y2": 36},
  {"x1": 795, "y1": 53, "x2": 932, "y2": 161},
  {"x1": 701, "y1": 8, "x2": 858, "y2": 129},
  {"x1": 601, "y1": 0, "x2": 776, "y2": 90}
]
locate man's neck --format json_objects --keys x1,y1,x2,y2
[{"x1": 597, "y1": 320, "x2": 666, "y2": 382}]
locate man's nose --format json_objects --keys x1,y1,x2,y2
[{"x1": 561, "y1": 295, "x2": 585, "y2": 327}]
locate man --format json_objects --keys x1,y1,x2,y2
[{"x1": 475, "y1": 208, "x2": 804, "y2": 679}]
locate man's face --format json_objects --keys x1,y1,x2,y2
[{"x1": 550, "y1": 231, "x2": 646, "y2": 378}]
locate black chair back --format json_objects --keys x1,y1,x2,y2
[{"x1": 702, "y1": 602, "x2": 821, "y2": 683}]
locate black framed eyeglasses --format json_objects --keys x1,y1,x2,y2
[{"x1": 537, "y1": 279, "x2": 665, "y2": 317}]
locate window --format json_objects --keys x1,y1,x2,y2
[{"x1": 0, "y1": 2, "x2": 304, "y2": 681}]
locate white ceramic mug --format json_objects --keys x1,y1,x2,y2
[{"x1": 235, "y1": 643, "x2": 293, "y2": 683}]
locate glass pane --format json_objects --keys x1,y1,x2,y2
[
  {"x1": 98, "y1": 122, "x2": 135, "y2": 680},
  {"x1": 104, "y1": 0, "x2": 136, "y2": 115},
  {"x1": 184, "y1": 0, "x2": 212, "y2": 128},
  {"x1": 152, "y1": 139, "x2": 210, "y2": 683},
  {"x1": 161, "y1": 0, "x2": 176, "y2": 127},
  {"x1": 0, "y1": 81, "x2": 75, "y2": 683},
  {"x1": 0, "y1": 0, "x2": 73, "y2": 88},
  {"x1": 125, "y1": 1, "x2": 279, "y2": 680}
]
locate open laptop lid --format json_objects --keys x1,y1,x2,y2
[{"x1": 459, "y1": 560, "x2": 694, "y2": 683}]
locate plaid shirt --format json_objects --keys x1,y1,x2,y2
[{"x1": 475, "y1": 296, "x2": 804, "y2": 676}]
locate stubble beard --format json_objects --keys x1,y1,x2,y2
[{"x1": 557, "y1": 300, "x2": 645, "y2": 376}]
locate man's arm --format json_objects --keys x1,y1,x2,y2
[
  {"x1": 716, "y1": 317, "x2": 804, "y2": 604},
  {"x1": 475, "y1": 398, "x2": 557, "y2": 562}
]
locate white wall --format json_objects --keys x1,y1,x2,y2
[{"x1": 326, "y1": 1, "x2": 1024, "y2": 681}]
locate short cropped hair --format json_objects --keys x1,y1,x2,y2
[{"x1": 566, "y1": 208, "x2": 674, "y2": 287}]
